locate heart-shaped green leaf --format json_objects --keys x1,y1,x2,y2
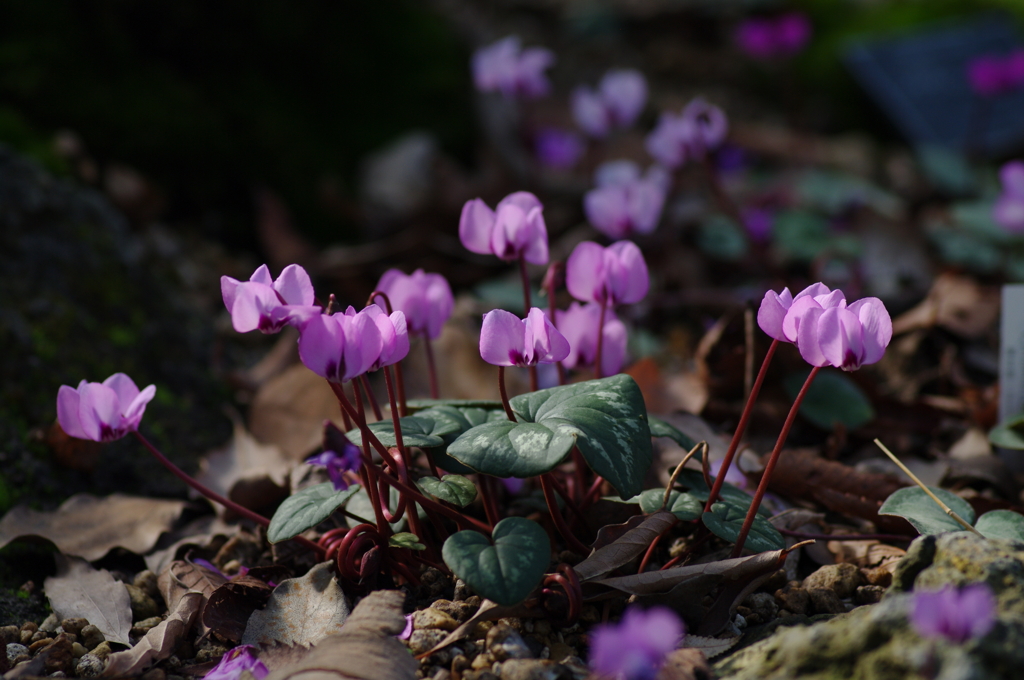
[
  {"x1": 447, "y1": 375, "x2": 653, "y2": 499},
  {"x1": 648, "y1": 416, "x2": 699, "y2": 452},
  {"x1": 975, "y1": 510, "x2": 1024, "y2": 541},
  {"x1": 670, "y1": 469, "x2": 768, "y2": 517},
  {"x1": 406, "y1": 399, "x2": 504, "y2": 412},
  {"x1": 989, "y1": 414, "x2": 1024, "y2": 450},
  {"x1": 267, "y1": 483, "x2": 360, "y2": 544},
  {"x1": 415, "y1": 405, "x2": 508, "y2": 474},
  {"x1": 389, "y1": 532, "x2": 426, "y2": 551},
  {"x1": 783, "y1": 368, "x2": 874, "y2": 430},
  {"x1": 417, "y1": 475, "x2": 477, "y2": 507},
  {"x1": 637, "y1": 488, "x2": 703, "y2": 521},
  {"x1": 702, "y1": 501, "x2": 784, "y2": 553},
  {"x1": 442, "y1": 517, "x2": 550, "y2": 606},
  {"x1": 345, "y1": 415, "x2": 451, "y2": 449},
  {"x1": 878, "y1": 486, "x2": 975, "y2": 536}
]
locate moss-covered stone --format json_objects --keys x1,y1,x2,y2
[{"x1": 716, "y1": 533, "x2": 1024, "y2": 680}]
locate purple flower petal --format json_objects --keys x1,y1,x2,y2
[
  {"x1": 756, "y1": 288, "x2": 793, "y2": 342},
  {"x1": 817, "y1": 307, "x2": 864, "y2": 371},
  {"x1": 298, "y1": 314, "x2": 345, "y2": 381},
  {"x1": 78, "y1": 383, "x2": 122, "y2": 442},
  {"x1": 847, "y1": 297, "x2": 892, "y2": 366},
  {"x1": 57, "y1": 385, "x2": 88, "y2": 440},
  {"x1": 459, "y1": 198, "x2": 497, "y2": 255},
  {"x1": 524, "y1": 307, "x2": 570, "y2": 364},
  {"x1": 480, "y1": 309, "x2": 528, "y2": 367},
  {"x1": 273, "y1": 264, "x2": 315, "y2": 306},
  {"x1": 573, "y1": 87, "x2": 610, "y2": 137},
  {"x1": 103, "y1": 373, "x2": 140, "y2": 409},
  {"x1": 795, "y1": 304, "x2": 830, "y2": 367},
  {"x1": 606, "y1": 240, "x2": 649, "y2": 305},
  {"x1": 566, "y1": 241, "x2": 607, "y2": 303},
  {"x1": 600, "y1": 69, "x2": 647, "y2": 128}
]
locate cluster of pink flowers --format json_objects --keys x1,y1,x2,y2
[
  {"x1": 758, "y1": 283, "x2": 892, "y2": 372},
  {"x1": 645, "y1": 98, "x2": 729, "y2": 169},
  {"x1": 735, "y1": 13, "x2": 812, "y2": 60},
  {"x1": 584, "y1": 161, "x2": 669, "y2": 240},
  {"x1": 967, "y1": 49, "x2": 1024, "y2": 97},
  {"x1": 472, "y1": 36, "x2": 554, "y2": 99},
  {"x1": 572, "y1": 69, "x2": 648, "y2": 138}
]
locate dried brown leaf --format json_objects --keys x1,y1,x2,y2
[
  {"x1": 102, "y1": 591, "x2": 203, "y2": 677},
  {"x1": 248, "y1": 363, "x2": 345, "y2": 462},
  {"x1": 0, "y1": 494, "x2": 186, "y2": 561},
  {"x1": 574, "y1": 511, "x2": 677, "y2": 582},
  {"x1": 680, "y1": 635, "x2": 739, "y2": 659},
  {"x1": 44, "y1": 554, "x2": 132, "y2": 646},
  {"x1": 196, "y1": 419, "x2": 292, "y2": 519},
  {"x1": 766, "y1": 449, "x2": 906, "y2": 505},
  {"x1": 204, "y1": 575, "x2": 275, "y2": 642},
  {"x1": 262, "y1": 590, "x2": 416, "y2": 680},
  {"x1": 420, "y1": 599, "x2": 539, "y2": 659},
  {"x1": 590, "y1": 514, "x2": 649, "y2": 551},
  {"x1": 242, "y1": 562, "x2": 351, "y2": 646},
  {"x1": 158, "y1": 559, "x2": 227, "y2": 639},
  {"x1": 891, "y1": 272, "x2": 999, "y2": 338},
  {"x1": 655, "y1": 647, "x2": 716, "y2": 680},
  {"x1": 590, "y1": 549, "x2": 787, "y2": 597},
  {"x1": 256, "y1": 642, "x2": 312, "y2": 674}
]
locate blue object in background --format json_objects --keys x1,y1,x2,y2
[{"x1": 845, "y1": 14, "x2": 1024, "y2": 158}]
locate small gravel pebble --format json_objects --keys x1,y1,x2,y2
[
  {"x1": 408, "y1": 629, "x2": 447, "y2": 656},
  {"x1": 133, "y1": 571, "x2": 161, "y2": 602},
  {"x1": 131, "y1": 617, "x2": 164, "y2": 638},
  {"x1": 71, "y1": 643, "x2": 87, "y2": 659},
  {"x1": 39, "y1": 614, "x2": 60, "y2": 634},
  {"x1": 803, "y1": 563, "x2": 864, "y2": 599},
  {"x1": 75, "y1": 654, "x2": 105, "y2": 678},
  {"x1": 90, "y1": 642, "x2": 112, "y2": 662},
  {"x1": 808, "y1": 588, "x2": 846, "y2": 615},
  {"x1": 413, "y1": 608, "x2": 459, "y2": 632},
  {"x1": 0, "y1": 626, "x2": 19, "y2": 646},
  {"x1": 79, "y1": 625, "x2": 105, "y2": 650},
  {"x1": 7, "y1": 643, "x2": 29, "y2": 663},
  {"x1": 125, "y1": 584, "x2": 161, "y2": 621},
  {"x1": 486, "y1": 624, "x2": 532, "y2": 661},
  {"x1": 60, "y1": 620, "x2": 88, "y2": 638}
]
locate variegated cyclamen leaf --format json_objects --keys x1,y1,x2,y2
[
  {"x1": 648, "y1": 415, "x2": 698, "y2": 452},
  {"x1": 416, "y1": 475, "x2": 478, "y2": 507},
  {"x1": 415, "y1": 405, "x2": 508, "y2": 475},
  {"x1": 267, "y1": 483, "x2": 360, "y2": 544},
  {"x1": 637, "y1": 488, "x2": 703, "y2": 521},
  {"x1": 446, "y1": 375, "x2": 652, "y2": 499},
  {"x1": 345, "y1": 416, "x2": 448, "y2": 449},
  {"x1": 878, "y1": 486, "x2": 975, "y2": 536},
  {"x1": 702, "y1": 501, "x2": 785, "y2": 553}
]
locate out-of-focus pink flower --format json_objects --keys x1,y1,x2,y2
[
  {"x1": 645, "y1": 99, "x2": 728, "y2": 168},
  {"x1": 479, "y1": 308, "x2": 570, "y2": 368},
  {"x1": 566, "y1": 240, "x2": 649, "y2": 306},
  {"x1": 735, "y1": 13, "x2": 812, "y2": 60},
  {"x1": 589, "y1": 606, "x2": 683, "y2": 680},
  {"x1": 298, "y1": 310, "x2": 383, "y2": 383},
  {"x1": 911, "y1": 585, "x2": 996, "y2": 643},
  {"x1": 572, "y1": 69, "x2": 648, "y2": 137},
  {"x1": 375, "y1": 269, "x2": 454, "y2": 340},
  {"x1": 535, "y1": 128, "x2": 586, "y2": 169},
  {"x1": 788, "y1": 294, "x2": 892, "y2": 371},
  {"x1": 710, "y1": 458, "x2": 748, "y2": 489},
  {"x1": 204, "y1": 645, "x2": 268, "y2": 680},
  {"x1": 994, "y1": 160, "x2": 1024, "y2": 233},
  {"x1": 57, "y1": 373, "x2": 156, "y2": 442},
  {"x1": 556, "y1": 302, "x2": 628, "y2": 376},
  {"x1": 221, "y1": 264, "x2": 321, "y2": 334},
  {"x1": 459, "y1": 192, "x2": 549, "y2": 265},
  {"x1": 756, "y1": 283, "x2": 837, "y2": 343},
  {"x1": 584, "y1": 161, "x2": 668, "y2": 239},
  {"x1": 472, "y1": 36, "x2": 554, "y2": 99},
  {"x1": 967, "y1": 49, "x2": 1024, "y2": 96}
]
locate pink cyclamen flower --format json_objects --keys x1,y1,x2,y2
[
  {"x1": 566, "y1": 240, "x2": 649, "y2": 306},
  {"x1": 911, "y1": 585, "x2": 996, "y2": 643},
  {"x1": 742, "y1": 207, "x2": 774, "y2": 243},
  {"x1": 788, "y1": 294, "x2": 892, "y2": 371},
  {"x1": 589, "y1": 606, "x2": 683, "y2": 680},
  {"x1": 573, "y1": 69, "x2": 648, "y2": 137},
  {"x1": 584, "y1": 161, "x2": 668, "y2": 239},
  {"x1": 993, "y1": 160, "x2": 1024, "y2": 233},
  {"x1": 535, "y1": 128, "x2": 586, "y2": 169},
  {"x1": 459, "y1": 191, "x2": 549, "y2": 265},
  {"x1": 645, "y1": 99, "x2": 728, "y2": 168},
  {"x1": 967, "y1": 50, "x2": 1024, "y2": 97},
  {"x1": 57, "y1": 373, "x2": 156, "y2": 442},
  {"x1": 756, "y1": 283, "x2": 839, "y2": 343},
  {"x1": 472, "y1": 36, "x2": 554, "y2": 99},
  {"x1": 204, "y1": 645, "x2": 268, "y2": 680},
  {"x1": 221, "y1": 264, "x2": 321, "y2": 334},
  {"x1": 735, "y1": 13, "x2": 812, "y2": 60},
  {"x1": 298, "y1": 310, "x2": 383, "y2": 383},
  {"x1": 556, "y1": 302, "x2": 628, "y2": 376},
  {"x1": 346, "y1": 305, "x2": 409, "y2": 371},
  {"x1": 374, "y1": 269, "x2": 454, "y2": 340},
  {"x1": 479, "y1": 308, "x2": 570, "y2": 368}
]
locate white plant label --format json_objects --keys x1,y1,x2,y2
[{"x1": 1000, "y1": 285, "x2": 1024, "y2": 424}]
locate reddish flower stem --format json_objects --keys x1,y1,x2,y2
[
  {"x1": 519, "y1": 255, "x2": 538, "y2": 392},
  {"x1": 541, "y1": 473, "x2": 591, "y2": 556},
  {"x1": 367, "y1": 291, "x2": 409, "y2": 417},
  {"x1": 132, "y1": 431, "x2": 324, "y2": 556},
  {"x1": 637, "y1": 522, "x2": 676, "y2": 574},
  {"x1": 594, "y1": 299, "x2": 607, "y2": 380},
  {"x1": 705, "y1": 339, "x2": 779, "y2": 512},
  {"x1": 382, "y1": 365, "x2": 410, "y2": 469},
  {"x1": 353, "y1": 384, "x2": 395, "y2": 535},
  {"x1": 731, "y1": 366, "x2": 820, "y2": 558},
  {"x1": 360, "y1": 375, "x2": 383, "y2": 422},
  {"x1": 498, "y1": 366, "x2": 516, "y2": 422},
  {"x1": 422, "y1": 332, "x2": 439, "y2": 399},
  {"x1": 331, "y1": 381, "x2": 491, "y2": 534}
]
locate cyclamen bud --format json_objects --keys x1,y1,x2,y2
[
  {"x1": 221, "y1": 264, "x2": 321, "y2": 334},
  {"x1": 565, "y1": 240, "x2": 649, "y2": 306},
  {"x1": 459, "y1": 192, "x2": 549, "y2": 265},
  {"x1": 374, "y1": 269, "x2": 454, "y2": 340},
  {"x1": 479, "y1": 308, "x2": 570, "y2": 368}
]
